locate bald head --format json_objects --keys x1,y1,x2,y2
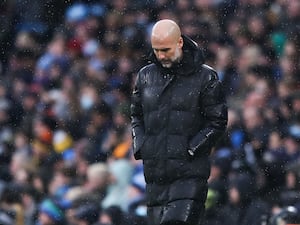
[
  {"x1": 151, "y1": 19, "x2": 182, "y2": 44},
  {"x1": 151, "y1": 19, "x2": 183, "y2": 68}
]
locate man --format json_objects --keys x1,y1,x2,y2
[{"x1": 130, "y1": 19, "x2": 228, "y2": 225}]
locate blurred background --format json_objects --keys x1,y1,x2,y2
[{"x1": 0, "y1": 0, "x2": 300, "y2": 225}]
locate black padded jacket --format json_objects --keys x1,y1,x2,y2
[{"x1": 131, "y1": 35, "x2": 228, "y2": 207}]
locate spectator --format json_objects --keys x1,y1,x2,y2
[
  {"x1": 0, "y1": 183, "x2": 25, "y2": 225},
  {"x1": 73, "y1": 202, "x2": 100, "y2": 225},
  {"x1": 221, "y1": 174, "x2": 270, "y2": 225},
  {"x1": 36, "y1": 198, "x2": 65, "y2": 225}
]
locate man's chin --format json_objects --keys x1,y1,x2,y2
[{"x1": 161, "y1": 63, "x2": 172, "y2": 68}]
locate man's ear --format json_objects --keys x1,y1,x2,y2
[{"x1": 178, "y1": 37, "x2": 184, "y2": 48}]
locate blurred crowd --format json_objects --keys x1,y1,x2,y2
[{"x1": 0, "y1": 0, "x2": 300, "y2": 225}]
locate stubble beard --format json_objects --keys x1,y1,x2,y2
[{"x1": 161, "y1": 46, "x2": 182, "y2": 68}]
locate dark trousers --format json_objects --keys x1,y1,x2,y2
[{"x1": 147, "y1": 199, "x2": 206, "y2": 225}]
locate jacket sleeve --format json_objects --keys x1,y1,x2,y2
[
  {"x1": 188, "y1": 67, "x2": 228, "y2": 156},
  {"x1": 130, "y1": 72, "x2": 145, "y2": 159}
]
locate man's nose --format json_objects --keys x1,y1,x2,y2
[{"x1": 157, "y1": 51, "x2": 166, "y2": 60}]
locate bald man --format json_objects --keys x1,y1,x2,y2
[
  {"x1": 151, "y1": 19, "x2": 183, "y2": 68},
  {"x1": 131, "y1": 19, "x2": 228, "y2": 225}
]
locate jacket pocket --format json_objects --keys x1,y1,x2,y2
[
  {"x1": 166, "y1": 135, "x2": 189, "y2": 159},
  {"x1": 140, "y1": 135, "x2": 157, "y2": 159}
]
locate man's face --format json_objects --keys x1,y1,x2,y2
[{"x1": 151, "y1": 36, "x2": 183, "y2": 68}]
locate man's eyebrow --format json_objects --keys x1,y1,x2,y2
[{"x1": 153, "y1": 48, "x2": 170, "y2": 52}]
